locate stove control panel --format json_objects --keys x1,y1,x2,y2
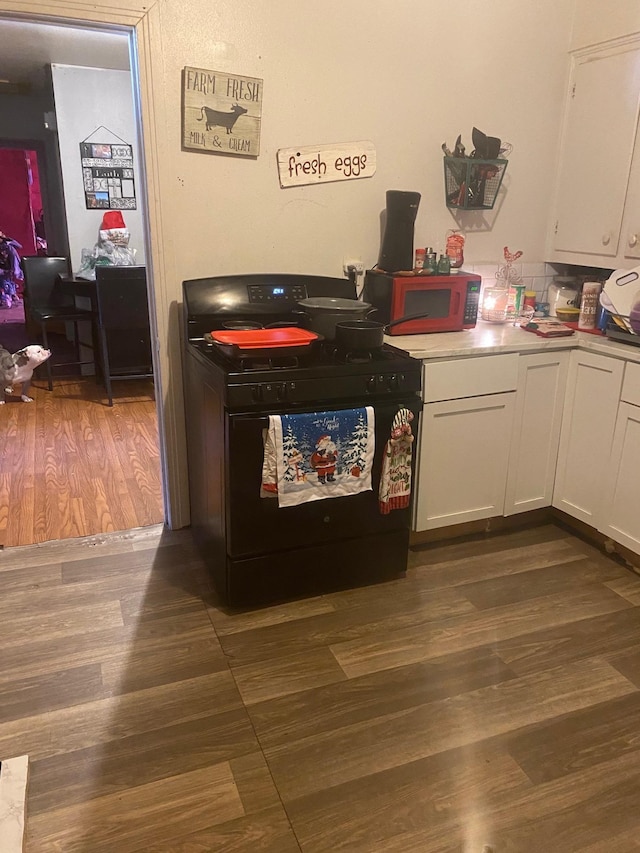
[
  {"x1": 250, "y1": 381, "x2": 297, "y2": 403},
  {"x1": 247, "y1": 284, "x2": 307, "y2": 304},
  {"x1": 228, "y1": 371, "x2": 420, "y2": 408},
  {"x1": 367, "y1": 373, "x2": 406, "y2": 393}
]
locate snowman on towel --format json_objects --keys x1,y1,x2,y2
[{"x1": 310, "y1": 434, "x2": 338, "y2": 484}]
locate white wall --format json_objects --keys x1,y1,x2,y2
[
  {"x1": 571, "y1": 0, "x2": 640, "y2": 49},
  {"x1": 156, "y1": 0, "x2": 575, "y2": 278},
  {"x1": 50, "y1": 63, "x2": 145, "y2": 271},
  {"x1": 2, "y1": 0, "x2": 583, "y2": 529}
]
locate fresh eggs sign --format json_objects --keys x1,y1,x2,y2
[
  {"x1": 182, "y1": 66, "x2": 263, "y2": 157},
  {"x1": 277, "y1": 141, "x2": 376, "y2": 188}
]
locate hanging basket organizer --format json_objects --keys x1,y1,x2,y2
[{"x1": 443, "y1": 156, "x2": 508, "y2": 210}]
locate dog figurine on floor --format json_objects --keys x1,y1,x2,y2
[{"x1": 0, "y1": 344, "x2": 52, "y2": 404}]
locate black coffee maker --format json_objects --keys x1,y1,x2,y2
[{"x1": 377, "y1": 190, "x2": 421, "y2": 273}]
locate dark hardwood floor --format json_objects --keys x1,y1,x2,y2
[{"x1": 2, "y1": 522, "x2": 640, "y2": 851}]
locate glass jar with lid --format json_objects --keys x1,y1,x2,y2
[{"x1": 548, "y1": 276, "x2": 579, "y2": 317}]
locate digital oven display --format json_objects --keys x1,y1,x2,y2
[{"x1": 248, "y1": 283, "x2": 307, "y2": 303}]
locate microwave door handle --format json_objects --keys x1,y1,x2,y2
[
  {"x1": 453, "y1": 291, "x2": 462, "y2": 314},
  {"x1": 385, "y1": 311, "x2": 431, "y2": 332}
]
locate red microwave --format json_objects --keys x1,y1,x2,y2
[{"x1": 362, "y1": 270, "x2": 481, "y2": 334}]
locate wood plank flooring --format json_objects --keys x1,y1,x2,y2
[
  {"x1": 2, "y1": 523, "x2": 640, "y2": 851},
  {"x1": 0, "y1": 376, "x2": 162, "y2": 547}
]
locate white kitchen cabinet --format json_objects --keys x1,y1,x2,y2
[
  {"x1": 414, "y1": 393, "x2": 516, "y2": 531},
  {"x1": 600, "y1": 361, "x2": 640, "y2": 554},
  {"x1": 552, "y1": 350, "x2": 625, "y2": 526},
  {"x1": 600, "y1": 401, "x2": 640, "y2": 554},
  {"x1": 414, "y1": 355, "x2": 518, "y2": 531},
  {"x1": 547, "y1": 37, "x2": 640, "y2": 269},
  {"x1": 504, "y1": 351, "x2": 569, "y2": 515}
]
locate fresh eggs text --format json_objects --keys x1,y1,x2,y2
[{"x1": 287, "y1": 151, "x2": 368, "y2": 180}]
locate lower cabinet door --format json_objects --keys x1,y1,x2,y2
[
  {"x1": 552, "y1": 350, "x2": 624, "y2": 526},
  {"x1": 414, "y1": 392, "x2": 515, "y2": 531},
  {"x1": 504, "y1": 351, "x2": 569, "y2": 515},
  {"x1": 600, "y1": 401, "x2": 640, "y2": 555}
]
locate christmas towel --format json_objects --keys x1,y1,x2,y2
[
  {"x1": 261, "y1": 408, "x2": 375, "y2": 507},
  {"x1": 379, "y1": 407, "x2": 415, "y2": 514}
]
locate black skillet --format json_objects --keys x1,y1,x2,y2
[{"x1": 334, "y1": 312, "x2": 432, "y2": 350}]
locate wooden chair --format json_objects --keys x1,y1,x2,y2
[
  {"x1": 20, "y1": 255, "x2": 95, "y2": 391},
  {"x1": 94, "y1": 265, "x2": 154, "y2": 406}
]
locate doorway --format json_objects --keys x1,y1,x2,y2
[
  {"x1": 0, "y1": 144, "x2": 45, "y2": 330},
  {"x1": 0, "y1": 146, "x2": 45, "y2": 258},
  {"x1": 0, "y1": 15, "x2": 165, "y2": 547}
]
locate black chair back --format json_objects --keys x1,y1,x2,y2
[
  {"x1": 21, "y1": 256, "x2": 72, "y2": 310},
  {"x1": 94, "y1": 266, "x2": 153, "y2": 397},
  {"x1": 95, "y1": 265, "x2": 150, "y2": 330}
]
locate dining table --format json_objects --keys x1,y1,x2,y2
[{"x1": 56, "y1": 274, "x2": 97, "y2": 305}]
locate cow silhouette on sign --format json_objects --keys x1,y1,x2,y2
[{"x1": 198, "y1": 103, "x2": 248, "y2": 134}]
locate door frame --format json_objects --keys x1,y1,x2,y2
[{"x1": 0, "y1": 1, "x2": 188, "y2": 530}]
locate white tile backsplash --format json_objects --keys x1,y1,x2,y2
[{"x1": 471, "y1": 262, "x2": 557, "y2": 301}]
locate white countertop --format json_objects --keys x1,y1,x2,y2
[{"x1": 387, "y1": 320, "x2": 640, "y2": 363}]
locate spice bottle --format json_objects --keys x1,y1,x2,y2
[
  {"x1": 578, "y1": 281, "x2": 602, "y2": 330},
  {"x1": 523, "y1": 291, "x2": 536, "y2": 311},
  {"x1": 414, "y1": 247, "x2": 426, "y2": 272},
  {"x1": 424, "y1": 247, "x2": 437, "y2": 275},
  {"x1": 437, "y1": 253, "x2": 451, "y2": 275}
]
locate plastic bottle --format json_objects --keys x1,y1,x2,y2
[
  {"x1": 578, "y1": 281, "x2": 602, "y2": 330},
  {"x1": 445, "y1": 230, "x2": 465, "y2": 272},
  {"x1": 508, "y1": 283, "x2": 525, "y2": 314}
]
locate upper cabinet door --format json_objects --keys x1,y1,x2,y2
[
  {"x1": 550, "y1": 40, "x2": 640, "y2": 263},
  {"x1": 621, "y1": 126, "x2": 640, "y2": 262}
]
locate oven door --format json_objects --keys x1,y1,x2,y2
[
  {"x1": 226, "y1": 398, "x2": 421, "y2": 558},
  {"x1": 389, "y1": 277, "x2": 465, "y2": 334}
]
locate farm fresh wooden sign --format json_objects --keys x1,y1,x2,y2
[
  {"x1": 182, "y1": 66, "x2": 262, "y2": 157},
  {"x1": 277, "y1": 141, "x2": 376, "y2": 188}
]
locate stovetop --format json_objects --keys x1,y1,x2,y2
[
  {"x1": 191, "y1": 333, "x2": 416, "y2": 372},
  {"x1": 188, "y1": 336, "x2": 421, "y2": 408},
  {"x1": 183, "y1": 273, "x2": 423, "y2": 409}
]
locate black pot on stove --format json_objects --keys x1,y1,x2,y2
[
  {"x1": 295, "y1": 297, "x2": 376, "y2": 340},
  {"x1": 334, "y1": 313, "x2": 434, "y2": 351}
]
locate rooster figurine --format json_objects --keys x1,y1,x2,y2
[
  {"x1": 503, "y1": 246, "x2": 523, "y2": 264},
  {"x1": 496, "y1": 246, "x2": 523, "y2": 289}
]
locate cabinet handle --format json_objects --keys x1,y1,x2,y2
[
  {"x1": 629, "y1": 233, "x2": 638, "y2": 248},
  {"x1": 602, "y1": 232, "x2": 611, "y2": 246}
]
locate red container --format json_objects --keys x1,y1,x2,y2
[{"x1": 210, "y1": 328, "x2": 319, "y2": 349}]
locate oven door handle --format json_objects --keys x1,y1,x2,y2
[{"x1": 230, "y1": 414, "x2": 270, "y2": 429}]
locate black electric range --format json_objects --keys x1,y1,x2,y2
[{"x1": 182, "y1": 273, "x2": 423, "y2": 607}]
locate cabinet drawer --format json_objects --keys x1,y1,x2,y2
[
  {"x1": 621, "y1": 361, "x2": 640, "y2": 407},
  {"x1": 423, "y1": 353, "x2": 518, "y2": 403}
]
